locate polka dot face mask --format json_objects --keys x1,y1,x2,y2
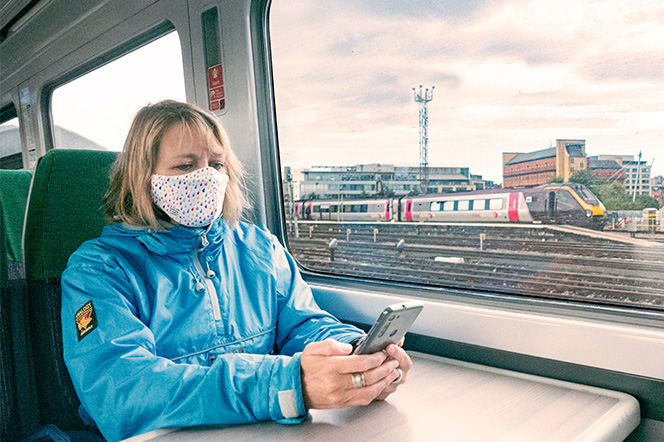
[{"x1": 151, "y1": 167, "x2": 229, "y2": 227}]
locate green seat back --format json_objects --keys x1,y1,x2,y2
[
  {"x1": 24, "y1": 149, "x2": 117, "y2": 432},
  {"x1": 0, "y1": 169, "x2": 32, "y2": 283},
  {"x1": 25, "y1": 149, "x2": 118, "y2": 280},
  {"x1": 0, "y1": 169, "x2": 35, "y2": 441}
]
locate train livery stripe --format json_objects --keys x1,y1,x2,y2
[
  {"x1": 508, "y1": 193, "x2": 519, "y2": 221},
  {"x1": 405, "y1": 200, "x2": 413, "y2": 221}
]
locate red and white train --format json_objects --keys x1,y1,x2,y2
[{"x1": 294, "y1": 183, "x2": 606, "y2": 229}]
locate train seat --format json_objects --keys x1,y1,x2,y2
[
  {"x1": 0, "y1": 169, "x2": 32, "y2": 280},
  {"x1": 23, "y1": 149, "x2": 117, "y2": 436},
  {"x1": 0, "y1": 169, "x2": 35, "y2": 441}
]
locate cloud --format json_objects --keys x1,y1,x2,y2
[{"x1": 270, "y1": 0, "x2": 664, "y2": 182}]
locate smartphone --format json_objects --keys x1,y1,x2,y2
[{"x1": 353, "y1": 301, "x2": 424, "y2": 355}]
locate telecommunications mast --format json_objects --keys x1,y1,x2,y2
[{"x1": 413, "y1": 85, "x2": 434, "y2": 194}]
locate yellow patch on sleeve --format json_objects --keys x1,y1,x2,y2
[{"x1": 75, "y1": 300, "x2": 98, "y2": 341}]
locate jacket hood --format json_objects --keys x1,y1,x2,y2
[{"x1": 102, "y1": 217, "x2": 228, "y2": 258}]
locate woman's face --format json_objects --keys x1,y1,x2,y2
[{"x1": 153, "y1": 122, "x2": 226, "y2": 177}]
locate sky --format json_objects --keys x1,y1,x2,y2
[
  {"x1": 269, "y1": 0, "x2": 664, "y2": 183},
  {"x1": 37, "y1": 1, "x2": 664, "y2": 185},
  {"x1": 50, "y1": 33, "x2": 186, "y2": 151}
]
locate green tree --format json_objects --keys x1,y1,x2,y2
[
  {"x1": 595, "y1": 182, "x2": 660, "y2": 210},
  {"x1": 634, "y1": 194, "x2": 660, "y2": 210},
  {"x1": 548, "y1": 176, "x2": 564, "y2": 183},
  {"x1": 596, "y1": 182, "x2": 632, "y2": 210}
]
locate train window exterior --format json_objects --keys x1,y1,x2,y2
[
  {"x1": 472, "y1": 200, "x2": 487, "y2": 211},
  {"x1": 442, "y1": 201, "x2": 455, "y2": 211},
  {"x1": 0, "y1": 106, "x2": 21, "y2": 169},
  {"x1": 458, "y1": 200, "x2": 470, "y2": 211},
  {"x1": 271, "y1": 1, "x2": 664, "y2": 311},
  {"x1": 51, "y1": 31, "x2": 185, "y2": 151},
  {"x1": 489, "y1": 199, "x2": 503, "y2": 210}
]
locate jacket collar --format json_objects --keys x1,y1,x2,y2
[{"x1": 103, "y1": 217, "x2": 228, "y2": 257}]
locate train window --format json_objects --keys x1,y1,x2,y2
[
  {"x1": 472, "y1": 200, "x2": 487, "y2": 211},
  {"x1": 271, "y1": 1, "x2": 664, "y2": 311},
  {"x1": 489, "y1": 199, "x2": 503, "y2": 210},
  {"x1": 458, "y1": 200, "x2": 470, "y2": 211},
  {"x1": 51, "y1": 31, "x2": 185, "y2": 151},
  {"x1": 0, "y1": 104, "x2": 21, "y2": 169},
  {"x1": 442, "y1": 201, "x2": 455, "y2": 211}
]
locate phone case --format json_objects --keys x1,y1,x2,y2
[{"x1": 353, "y1": 301, "x2": 424, "y2": 355}]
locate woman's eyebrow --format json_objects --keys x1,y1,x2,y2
[{"x1": 171, "y1": 153, "x2": 199, "y2": 161}]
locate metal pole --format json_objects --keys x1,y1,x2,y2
[{"x1": 633, "y1": 151, "x2": 642, "y2": 203}]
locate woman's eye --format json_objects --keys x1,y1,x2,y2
[
  {"x1": 175, "y1": 164, "x2": 192, "y2": 171},
  {"x1": 211, "y1": 162, "x2": 224, "y2": 170}
]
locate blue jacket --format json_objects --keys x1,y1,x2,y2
[{"x1": 61, "y1": 219, "x2": 363, "y2": 441}]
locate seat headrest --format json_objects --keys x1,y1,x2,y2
[{"x1": 24, "y1": 149, "x2": 118, "y2": 280}]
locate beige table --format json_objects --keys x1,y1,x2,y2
[{"x1": 125, "y1": 352, "x2": 639, "y2": 442}]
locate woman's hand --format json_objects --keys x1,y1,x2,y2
[
  {"x1": 375, "y1": 343, "x2": 412, "y2": 400},
  {"x1": 300, "y1": 339, "x2": 404, "y2": 409}
]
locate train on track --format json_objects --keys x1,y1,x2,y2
[{"x1": 295, "y1": 183, "x2": 606, "y2": 229}]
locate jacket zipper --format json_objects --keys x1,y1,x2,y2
[{"x1": 193, "y1": 231, "x2": 221, "y2": 321}]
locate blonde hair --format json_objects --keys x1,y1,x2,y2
[{"x1": 104, "y1": 100, "x2": 248, "y2": 230}]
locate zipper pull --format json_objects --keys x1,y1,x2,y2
[
  {"x1": 203, "y1": 260, "x2": 216, "y2": 279},
  {"x1": 199, "y1": 231, "x2": 209, "y2": 251}
]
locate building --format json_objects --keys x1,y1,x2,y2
[
  {"x1": 591, "y1": 155, "x2": 653, "y2": 197},
  {"x1": 502, "y1": 139, "x2": 586, "y2": 187},
  {"x1": 296, "y1": 164, "x2": 494, "y2": 200},
  {"x1": 587, "y1": 157, "x2": 624, "y2": 183}
]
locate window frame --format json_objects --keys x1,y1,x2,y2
[
  {"x1": 259, "y1": 0, "x2": 664, "y2": 321},
  {"x1": 223, "y1": 0, "x2": 664, "y2": 424},
  {"x1": 40, "y1": 22, "x2": 177, "y2": 153}
]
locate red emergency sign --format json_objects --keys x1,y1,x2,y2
[{"x1": 207, "y1": 64, "x2": 225, "y2": 111}]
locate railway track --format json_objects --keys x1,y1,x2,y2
[
  {"x1": 288, "y1": 222, "x2": 664, "y2": 260},
  {"x1": 286, "y1": 223, "x2": 664, "y2": 309}
]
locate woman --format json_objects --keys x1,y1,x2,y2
[{"x1": 61, "y1": 100, "x2": 411, "y2": 442}]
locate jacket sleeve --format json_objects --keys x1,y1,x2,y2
[
  {"x1": 61, "y1": 260, "x2": 306, "y2": 442},
  {"x1": 270, "y1": 237, "x2": 365, "y2": 356}
]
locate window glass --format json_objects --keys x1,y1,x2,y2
[
  {"x1": 473, "y1": 200, "x2": 487, "y2": 211},
  {"x1": 0, "y1": 113, "x2": 22, "y2": 169},
  {"x1": 271, "y1": 1, "x2": 664, "y2": 310},
  {"x1": 489, "y1": 198, "x2": 503, "y2": 210},
  {"x1": 51, "y1": 31, "x2": 185, "y2": 151}
]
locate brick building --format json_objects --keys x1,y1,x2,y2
[
  {"x1": 502, "y1": 140, "x2": 586, "y2": 187},
  {"x1": 587, "y1": 157, "x2": 624, "y2": 183}
]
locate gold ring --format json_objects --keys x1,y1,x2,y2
[
  {"x1": 392, "y1": 368, "x2": 403, "y2": 384},
  {"x1": 351, "y1": 372, "x2": 366, "y2": 388}
]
